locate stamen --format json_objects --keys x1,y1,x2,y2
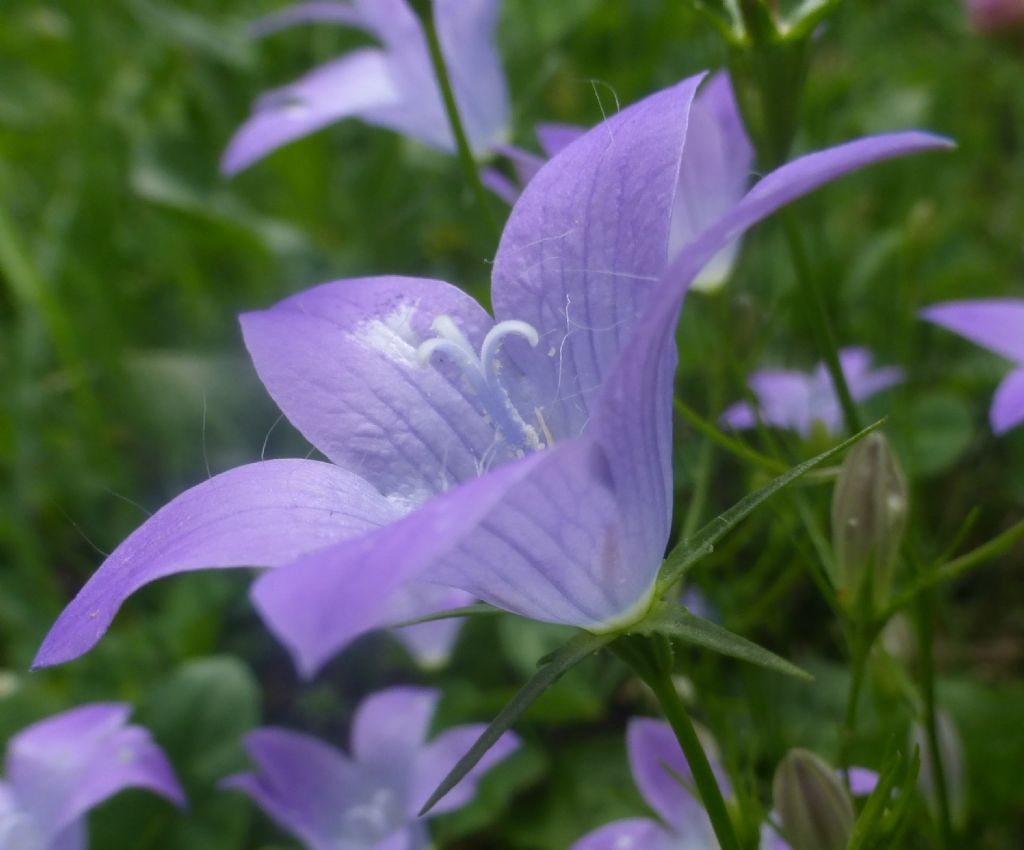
[
  {"x1": 480, "y1": 320, "x2": 539, "y2": 388},
  {"x1": 417, "y1": 315, "x2": 546, "y2": 455}
]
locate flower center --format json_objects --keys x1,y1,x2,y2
[
  {"x1": 333, "y1": 785, "x2": 402, "y2": 849},
  {"x1": 418, "y1": 316, "x2": 547, "y2": 456}
]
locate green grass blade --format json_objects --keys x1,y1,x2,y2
[{"x1": 418, "y1": 630, "x2": 612, "y2": 815}]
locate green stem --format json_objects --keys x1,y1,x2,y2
[
  {"x1": 910, "y1": 557, "x2": 953, "y2": 847},
  {"x1": 782, "y1": 212, "x2": 861, "y2": 434},
  {"x1": 617, "y1": 638, "x2": 744, "y2": 850},
  {"x1": 839, "y1": 628, "x2": 867, "y2": 776},
  {"x1": 416, "y1": 0, "x2": 499, "y2": 234},
  {"x1": 880, "y1": 516, "x2": 1024, "y2": 620}
]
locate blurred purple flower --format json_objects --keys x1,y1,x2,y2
[
  {"x1": 568, "y1": 717, "x2": 735, "y2": 850},
  {"x1": 223, "y1": 686, "x2": 517, "y2": 850},
  {"x1": 222, "y1": 0, "x2": 509, "y2": 175},
  {"x1": 965, "y1": 0, "x2": 1024, "y2": 32},
  {"x1": 720, "y1": 347, "x2": 905, "y2": 437},
  {"x1": 568, "y1": 720, "x2": 879, "y2": 850},
  {"x1": 485, "y1": 74, "x2": 755, "y2": 293},
  {"x1": 920, "y1": 299, "x2": 1024, "y2": 434},
  {"x1": 0, "y1": 704, "x2": 184, "y2": 849},
  {"x1": 35, "y1": 74, "x2": 949, "y2": 677}
]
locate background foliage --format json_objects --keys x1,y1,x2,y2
[{"x1": 1, "y1": 0, "x2": 1021, "y2": 847}]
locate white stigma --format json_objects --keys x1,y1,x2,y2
[{"x1": 418, "y1": 315, "x2": 546, "y2": 454}]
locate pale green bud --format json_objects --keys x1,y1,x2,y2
[
  {"x1": 831, "y1": 432, "x2": 908, "y2": 610},
  {"x1": 772, "y1": 749, "x2": 854, "y2": 850}
]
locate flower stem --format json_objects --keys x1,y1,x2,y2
[
  {"x1": 416, "y1": 0, "x2": 500, "y2": 234},
  {"x1": 616, "y1": 637, "x2": 744, "y2": 850},
  {"x1": 913, "y1": 579, "x2": 953, "y2": 847},
  {"x1": 782, "y1": 211, "x2": 861, "y2": 434},
  {"x1": 839, "y1": 630, "x2": 867, "y2": 776}
]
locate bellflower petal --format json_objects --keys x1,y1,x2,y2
[
  {"x1": 670, "y1": 74, "x2": 754, "y2": 293},
  {"x1": 225, "y1": 687, "x2": 514, "y2": 850},
  {"x1": 568, "y1": 818, "x2": 675, "y2": 850},
  {"x1": 920, "y1": 299, "x2": 1024, "y2": 362},
  {"x1": 991, "y1": 367, "x2": 1024, "y2": 433},
  {"x1": 34, "y1": 459, "x2": 397, "y2": 668},
  {"x1": 494, "y1": 74, "x2": 751, "y2": 293},
  {"x1": 434, "y1": 0, "x2": 508, "y2": 147},
  {"x1": 2, "y1": 704, "x2": 183, "y2": 847},
  {"x1": 240, "y1": 276, "x2": 499, "y2": 505},
  {"x1": 252, "y1": 439, "x2": 619, "y2": 676},
  {"x1": 222, "y1": 50, "x2": 400, "y2": 175},
  {"x1": 921, "y1": 299, "x2": 1024, "y2": 434},
  {"x1": 846, "y1": 767, "x2": 880, "y2": 796},
  {"x1": 627, "y1": 718, "x2": 721, "y2": 838},
  {"x1": 384, "y1": 583, "x2": 474, "y2": 667},
  {"x1": 224, "y1": 0, "x2": 508, "y2": 174},
  {"x1": 492, "y1": 76, "x2": 702, "y2": 442},
  {"x1": 351, "y1": 687, "x2": 438, "y2": 770},
  {"x1": 481, "y1": 167, "x2": 520, "y2": 204},
  {"x1": 224, "y1": 729, "x2": 388, "y2": 850}
]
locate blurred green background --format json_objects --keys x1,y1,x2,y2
[{"x1": 1, "y1": 0, "x2": 1022, "y2": 847}]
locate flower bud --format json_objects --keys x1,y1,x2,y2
[
  {"x1": 831, "y1": 432, "x2": 908, "y2": 610},
  {"x1": 773, "y1": 749, "x2": 854, "y2": 850}
]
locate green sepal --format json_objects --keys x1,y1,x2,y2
[
  {"x1": 418, "y1": 630, "x2": 613, "y2": 815},
  {"x1": 629, "y1": 602, "x2": 812, "y2": 681},
  {"x1": 657, "y1": 419, "x2": 885, "y2": 592}
]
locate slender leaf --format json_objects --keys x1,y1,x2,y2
[
  {"x1": 880, "y1": 749, "x2": 923, "y2": 846},
  {"x1": 632, "y1": 603, "x2": 812, "y2": 681},
  {"x1": 389, "y1": 603, "x2": 502, "y2": 629},
  {"x1": 847, "y1": 747, "x2": 917, "y2": 850},
  {"x1": 418, "y1": 630, "x2": 613, "y2": 815},
  {"x1": 657, "y1": 419, "x2": 885, "y2": 590}
]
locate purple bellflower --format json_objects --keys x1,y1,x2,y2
[
  {"x1": 222, "y1": 0, "x2": 509, "y2": 175},
  {"x1": 222, "y1": 686, "x2": 518, "y2": 850},
  {"x1": 720, "y1": 347, "x2": 905, "y2": 437},
  {"x1": 568, "y1": 717, "x2": 732, "y2": 850},
  {"x1": 920, "y1": 299, "x2": 1024, "y2": 433},
  {"x1": 34, "y1": 74, "x2": 950, "y2": 678},
  {"x1": 485, "y1": 73, "x2": 755, "y2": 293},
  {"x1": 0, "y1": 704, "x2": 184, "y2": 849},
  {"x1": 568, "y1": 718, "x2": 877, "y2": 850}
]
